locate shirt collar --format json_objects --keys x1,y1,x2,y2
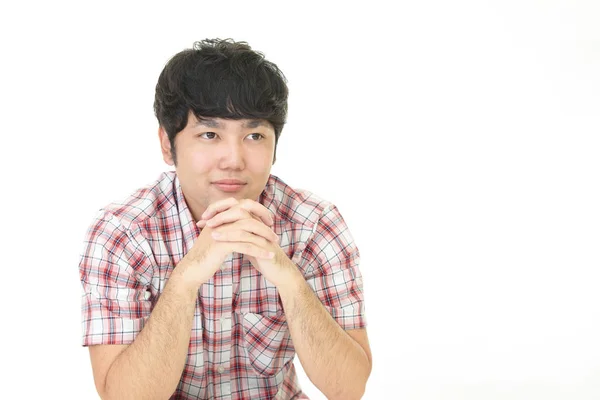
[
  {"x1": 173, "y1": 173, "x2": 200, "y2": 256},
  {"x1": 259, "y1": 174, "x2": 277, "y2": 214}
]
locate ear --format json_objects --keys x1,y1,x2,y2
[{"x1": 158, "y1": 127, "x2": 175, "y2": 166}]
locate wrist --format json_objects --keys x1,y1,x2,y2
[
  {"x1": 168, "y1": 264, "x2": 201, "y2": 302},
  {"x1": 275, "y1": 261, "x2": 306, "y2": 294}
]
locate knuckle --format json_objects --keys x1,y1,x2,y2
[
  {"x1": 260, "y1": 236, "x2": 271, "y2": 247},
  {"x1": 239, "y1": 209, "x2": 252, "y2": 220},
  {"x1": 235, "y1": 206, "x2": 247, "y2": 215}
]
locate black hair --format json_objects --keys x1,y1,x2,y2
[{"x1": 153, "y1": 38, "x2": 288, "y2": 165}]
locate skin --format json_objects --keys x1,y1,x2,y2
[
  {"x1": 88, "y1": 114, "x2": 372, "y2": 400},
  {"x1": 160, "y1": 112, "x2": 276, "y2": 222}
]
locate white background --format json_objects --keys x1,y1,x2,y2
[{"x1": 1, "y1": 0, "x2": 599, "y2": 399}]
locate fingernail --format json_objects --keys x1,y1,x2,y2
[{"x1": 212, "y1": 232, "x2": 221, "y2": 238}]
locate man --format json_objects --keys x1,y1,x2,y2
[{"x1": 79, "y1": 38, "x2": 371, "y2": 400}]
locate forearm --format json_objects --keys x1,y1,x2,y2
[
  {"x1": 278, "y1": 269, "x2": 370, "y2": 400},
  {"x1": 103, "y1": 270, "x2": 197, "y2": 400}
]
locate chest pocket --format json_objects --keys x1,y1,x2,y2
[{"x1": 241, "y1": 311, "x2": 295, "y2": 376}]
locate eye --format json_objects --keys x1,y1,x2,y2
[
  {"x1": 247, "y1": 133, "x2": 264, "y2": 141},
  {"x1": 199, "y1": 132, "x2": 217, "y2": 139}
]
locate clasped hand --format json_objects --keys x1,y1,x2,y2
[{"x1": 178, "y1": 197, "x2": 295, "y2": 289}]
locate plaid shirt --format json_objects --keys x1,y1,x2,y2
[{"x1": 79, "y1": 171, "x2": 366, "y2": 400}]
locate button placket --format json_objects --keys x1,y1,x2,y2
[
  {"x1": 220, "y1": 315, "x2": 232, "y2": 330},
  {"x1": 214, "y1": 253, "x2": 234, "y2": 398}
]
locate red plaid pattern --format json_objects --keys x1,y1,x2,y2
[{"x1": 79, "y1": 171, "x2": 366, "y2": 399}]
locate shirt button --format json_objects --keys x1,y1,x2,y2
[
  {"x1": 217, "y1": 366, "x2": 225, "y2": 374},
  {"x1": 220, "y1": 316, "x2": 231, "y2": 330}
]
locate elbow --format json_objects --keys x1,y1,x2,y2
[
  {"x1": 330, "y1": 389, "x2": 365, "y2": 400},
  {"x1": 95, "y1": 376, "x2": 109, "y2": 400},
  {"x1": 351, "y1": 382, "x2": 368, "y2": 400},
  {"x1": 337, "y1": 366, "x2": 371, "y2": 400},
  {"x1": 341, "y1": 388, "x2": 366, "y2": 400},
  {"x1": 329, "y1": 378, "x2": 368, "y2": 400}
]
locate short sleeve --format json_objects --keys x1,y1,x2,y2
[
  {"x1": 298, "y1": 204, "x2": 366, "y2": 330},
  {"x1": 79, "y1": 214, "x2": 152, "y2": 346}
]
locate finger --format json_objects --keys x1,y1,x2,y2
[
  {"x1": 239, "y1": 199, "x2": 274, "y2": 227},
  {"x1": 217, "y1": 241, "x2": 274, "y2": 259},
  {"x1": 201, "y1": 197, "x2": 239, "y2": 221},
  {"x1": 205, "y1": 207, "x2": 252, "y2": 228},
  {"x1": 211, "y1": 229, "x2": 275, "y2": 249},
  {"x1": 197, "y1": 213, "x2": 260, "y2": 229},
  {"x1": 213, "y1": 218, "x2": 279, "y2": 244},
  {"x1": 212, "y1": 231, "x2": 269, "y2": 251}
]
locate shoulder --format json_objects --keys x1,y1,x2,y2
[
  {"x1": 91, "y1": 171, "x2": 177, "y2": 233},
  {"x1": 264, "y1": 174, "x2": 337, "y2": 230}
]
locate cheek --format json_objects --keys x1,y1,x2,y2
[
  {"x1": 187, "y1": 151, "x2": 212, "y2": 172},
  {"x1": 249, "y1": 146, "x2": 275, "y2": 168},
  {"x1": 247, "y1": 156, "x2": 273, "y2": 176}
]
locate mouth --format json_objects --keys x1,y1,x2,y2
[{"x1": 212, "y1": 182, "x2": 247, "y2": 192}]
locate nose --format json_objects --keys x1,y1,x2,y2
[{"x1": 219, "y1": 140, "x2": 245, "y2": 170}]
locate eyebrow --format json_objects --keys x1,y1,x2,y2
[
  {"x1": 242, "y1": 120, "x2": 270, "y2": 129},
  {"x1": 194, "y1": 118, "x2": 223, "y2": 129},
  {"x1": 194, "y1": 118, "x2": 270, "y2": 130}
]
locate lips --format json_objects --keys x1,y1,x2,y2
[
  {"x1": 212, "y1": 180, "x2": 247, "y2": 192},
  {"x1": 212, "y1": 179, "x2": 246, "y2": 185}
]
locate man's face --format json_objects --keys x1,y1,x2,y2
[{"x1": 159, "y1": 112, "x2": 276, "y2": 221}]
